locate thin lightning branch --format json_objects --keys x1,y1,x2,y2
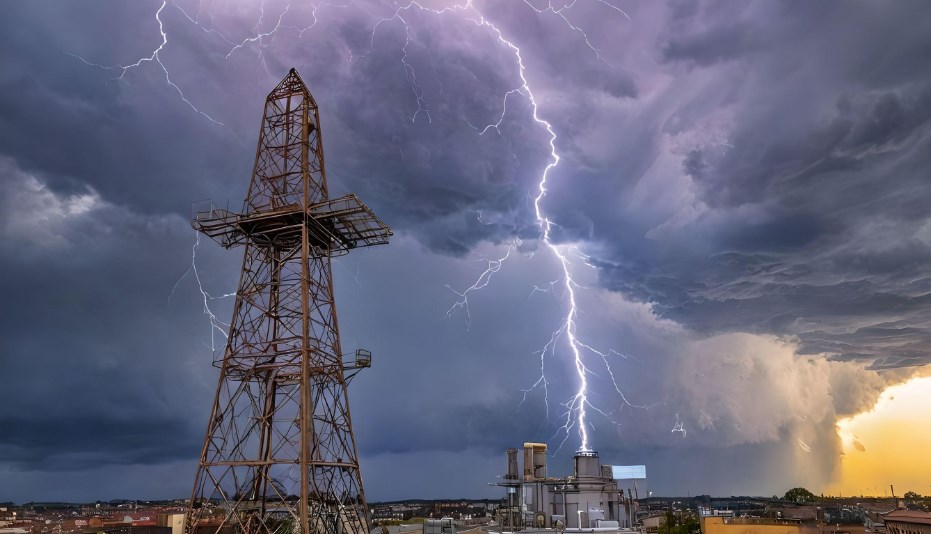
[
  {"x1": 353, "y1": 2, "x2": 472, "y2": 123},
  {"x1": 578, "y1": 342, "x2": 644, "y2": 410},
  {"x1": 295, "y1": 2, "x2": 356, "y2": 39},
  {"x1": 222, "y1": 2, "x2": 357, "y2": 69},
  {"x1": 569, "y1": 245, "x2": 599, "y2": 271},
  {"x1": 223, "y1": 4, "x2": 292, "y2": 64},
  {"x1": 444, "y1": 245, "x2": 513, "y2": 330},
  {"x1": 672, "y1": 412, "x2": 686, "y2": 437},
  {"x1": 68, "y1": 1, "x2": 224, "y2": 125},
  {"x1": 170, "y1": 232, "x2": 236, "y2": 354},
  {"x1": 357, "y1": 0, "x2": 624, "y2": 124},
  {"x1": 527, "y1": 280, "x2": 559, "y2": 300},
  {"x1": 334, "y1": 258, "x2": 362, "y2": 285},
  {"x1": 520, "y1": 0, "x2": 609, "y2": 62},
  {"x1": 72, "y1": 0, "x2": 354, "y2": 123},
  {"x1": 468, "y1": 89, "x2": 522, "y2": 135},
  {"x1": 398, "y1": 12, "x2": 431, "y2": 123},
  {"x1": 520, "y1": 324, "x2": 563, "y2": 418},
  {"x1": 796, "y1": 437, "x2": 812, "y2": 453},
  {"x1": 173, "y1": 4, "x2": 238, "y2": 47},
  {"x1": 592, "y1": 0, "x2": 631, "y2": 21}
]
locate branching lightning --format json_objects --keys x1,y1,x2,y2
[
  {"x1": 519, "y1": 0, "x2": 629, "y2": 62},
  {"x1": 387, "y1": 0, "x2": 639, "y2": 452},
  {"x1": 223, "y1": 3, "x2": 293, "y2": 67},
  {"x1": 70, "y1": 0, "x2": 356, "y2": 124},
  {"x1": 444, "y1": 244, "x2": 513, "y2": 330},
  {"x1": 87, "y1": 0, "x2": 641, "y2": 454},
  {"x1": 169, "y1": 232, "x2": 236, "y2": 355},
  {"x1": 69, "y1": 1, "x2": 224, "y2": 125},
  {"x1": 476, "y1": 0, "x2": 636, "y2": 453}
]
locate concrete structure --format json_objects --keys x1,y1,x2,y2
[
  {"x1": 424, "y1": 519, "x2": 456, "y2": 534},
  {"x1": 523, "y1": 443, "x2": 547, "y2": 481},
  {"x1": 495, "y1": 445, "x2": 632, "y2": 531},
  {"x1": 884, "y1": 510, "x2": 931, "y2": 534},
  {"x1": 156, "y1": 515, "x2": 184, "y2": 534},
  {"x1": 641, "y1": 514, "x2": 665, "y2": 533}
]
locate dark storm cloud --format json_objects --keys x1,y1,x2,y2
[
  {"x1": 0, "y1": 157, "x2": 221, "y2": 482},
  {"x1": 320, "y1": 11, "x2": 554, "y2": 253},
  {"x1": 662, "y1": 22, "x2": 761, "y2": 66},
  {"x1": 0, "y1": 415, "x2": 197, "y2": 471},
  {"x1": 0, "y1": 1, "x2": 251, "y2": 217},
  {"x1": 0, "y1": 0, "x2": 568, "y2": 500},
  {"x1": 2, "y1": 0, "x2": 931, "y2": 503},
  {"x1": 573, "y1": 1, "x2": 931, "y2": 369},
  {"x1": 683, "y1": 89, "x2": 931, "y2": 211}
]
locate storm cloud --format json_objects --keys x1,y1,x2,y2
[{"x1": 1, "y1": 0, "x2": 930, "y2": 502}]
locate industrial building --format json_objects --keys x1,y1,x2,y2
[{"x1": 492, "y1": 443, "x2": 639, "y2": 532}]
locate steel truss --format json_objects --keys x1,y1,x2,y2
[{"x1": 186, "y1": 69, "x2": 391, "y2": 534}]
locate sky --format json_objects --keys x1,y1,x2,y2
[
  {"x1": 1, "y1": 0, "x2": 931, "y2": 503},
  {"x1": 828, "y1": 375, "x2": 931, "y2": 499}
]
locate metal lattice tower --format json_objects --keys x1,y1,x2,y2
[{"x1": 186, "y1": 69, "x2": 391, "y2": 534}]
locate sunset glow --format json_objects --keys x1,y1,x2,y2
[{"x1": 826, "y1": 375, "x2": 931, "y2": 497}]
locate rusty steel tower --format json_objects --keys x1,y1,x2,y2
[{"x1": 186, "y1": 69, "x2": 391, "y2": 534}]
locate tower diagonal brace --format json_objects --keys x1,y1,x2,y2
[{"x1": 186, "y1": 68, "x2": 391, "y2": 534}]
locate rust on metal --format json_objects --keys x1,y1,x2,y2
[{"x1": 186, "y1": 68, "x2": 391, "y2": 534}]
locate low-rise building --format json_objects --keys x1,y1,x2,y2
[
  {"x1": 701, "y1": 515, "x2": 867, "y2": 534},
  {"x1": 884, "y1": 510, "x2": 931, "y2": 534}
]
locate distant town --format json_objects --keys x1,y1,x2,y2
[{"x1": 2, "y1": 490, "x2": 930, "y2": 534}]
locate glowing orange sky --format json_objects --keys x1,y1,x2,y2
[{"x1": 825, "y1": 375, "x2": 931, "y2": 497}]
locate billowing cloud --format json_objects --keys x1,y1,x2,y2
[{"x1": 1, "y1": 0, "x2": 930, "y2": 503}]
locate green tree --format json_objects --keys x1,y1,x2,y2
[
  {"x1": 658, "y1": 511, "x2": 700, "y2": 534},
  {"x1": 904, "y1": 492, "x2": 921, "y2": 501},
  {"x1": 784, "y1": 488, "x2": 817, "y2": 503}
]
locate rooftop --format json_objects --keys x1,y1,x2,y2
[{"x1": 884, "y1": 510, "x2": 931, "y2": 526}]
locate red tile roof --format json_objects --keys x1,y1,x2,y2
[{"x1": 885, "y1": 510, "x2": 931, "y2": 526}]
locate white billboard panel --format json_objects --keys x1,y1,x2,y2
[{"x1": 611, "y1": 465, "x2": 646, "y2": 479}]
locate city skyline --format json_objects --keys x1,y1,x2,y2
[{"x1": 1, "y1": 0, "x2": 930, "y2": 503}]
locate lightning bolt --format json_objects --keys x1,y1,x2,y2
[
  {"x1": 223, "y1": 3, "x2": 293, "y2": 68},
  {"x1": 221, "y1": 2, "x2": 354, "y2": 69},
  {"x1": 383, "y1": 0, "x2": 636, "y2": 452},
  {"x1": 87, "y1": 0, "x2": 637, "y2": 454},
  {"x1": 471, "y1": 2, "x2": 624, "y2": 453},
  {"x1": 70, "y1": 1, "x2": 355, "y2": 124},
  {"x1": 68, "y1": 1, "x2": 224, "y2": 126},
  {"x1": 519, "y1": 0, "x2": 629, "y2": 62},
  {"x1": 169, "y1": 232, "x2": 236, "y2": 356},
  {"x1": 444, "y1": 244, "x2": 514, "y2": 330}
]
